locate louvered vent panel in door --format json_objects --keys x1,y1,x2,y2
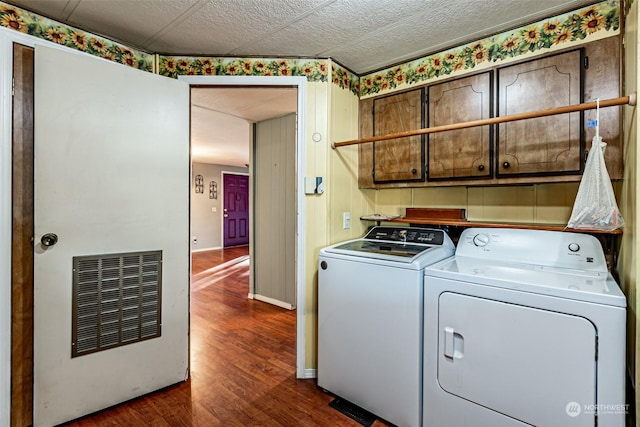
[{"x1": 72, "y1": 250, "x2": 162, "y2": 357}]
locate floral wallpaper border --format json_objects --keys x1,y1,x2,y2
[
  {"x1": 359, "y1": 0, "x2": 619, "y2": 97},
  {"x1": 157, "y1": 55, "x2": 360, "y2": 95},
  {"x1": 0, "y1": 2, "x2": 154, "y2": 72},
  {"x1": 0, "y1": 0, "x2": 360, "y2": 92},
  {"x1": 332, "y1": 63, "x2": 360, "y2": 95},
  {"x1": 0, "y1": 0, "x2": 620, "y2": 98},
  {"x1": 158, "y1": 55, "x2": 329, "y2": 83}
]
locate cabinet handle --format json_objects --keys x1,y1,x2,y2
[
  {"x1": 411, "y1": 168, "x2": 417, "y2": 174},
  {"x1": 478, "y1": 164, "x2": 485, "y2": 171},
  {"x1": 502, "y1": 161, "x2": 510, "y2": 169}
]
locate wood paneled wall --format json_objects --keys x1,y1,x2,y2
[{"x1": 253, "y1": 113, "x2": 297, "y2": 308}]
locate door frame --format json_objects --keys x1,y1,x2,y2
[
  {"x1": 221, "y1": 170, "x2": 250, "y2": 248},
  {"x1": 180, "y1": 75, "x2": 307, "y2": 378}
]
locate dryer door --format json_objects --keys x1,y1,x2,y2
[{"x1": 438, "y1": 292, "x2": 596, "y2": 426}]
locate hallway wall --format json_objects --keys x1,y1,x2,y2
[{"x1": 191, "y1": 162, "x2": 248, "y2": 251}]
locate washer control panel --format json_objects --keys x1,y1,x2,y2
[
  {"x1": 457, "y1": 228, "x2": 607, "y2": 272},
  {"x1": 364, "y1": 226, "x2": 445, "y2": 245}
]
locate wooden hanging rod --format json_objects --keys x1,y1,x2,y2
[{"x1": 331, "y1": 93, "x2": 637, "y2": 149}]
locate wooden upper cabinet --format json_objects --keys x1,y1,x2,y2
[
  {"x1": 583, "y1": 36, "x2": 621, "y2": 180},
  {"x1": 427, "y1": 72, "x2": 492, "y2": 180},
  {"x1": 497, "y1": 49, "x2": 583, "y2": 176},
  {"x1": 373, "y1": 88, "x2": 424, "y2": 182},
  {"x1": 357, "y1": 37, "x2": 620, "y2": 189}
]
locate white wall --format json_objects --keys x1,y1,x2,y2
[{"x1": 191, "y1": 162, "x2": 248, "y2": 251}]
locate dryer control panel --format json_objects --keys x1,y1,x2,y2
[{"x1": 456, "y1": 228, "x2": 607, "y2": 272}]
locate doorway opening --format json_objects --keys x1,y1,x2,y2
[{"x1": 183, "y1": 76, "x2": 307, "y2": 378}]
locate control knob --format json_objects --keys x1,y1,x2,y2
[
  {"x1": 568, "y1": 243, "x2": 580, "y2": 252},
  {"x1": 472, "y1": 233, "x2": 490, "y2": 247}
]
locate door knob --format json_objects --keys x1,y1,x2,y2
[
  {"x1": 41, "y1": 233, "x2": 58, "y2": 247},
  {"x1": 223, "y1": 214, "x2": 228, "y2": 218}
]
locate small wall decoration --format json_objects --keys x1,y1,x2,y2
[
  {"x1": 194, "y1": 174, "x2": 204, "y2": 193},
  {"x1": 209, "y1": 181, "x2": 217, "y2": 199}
]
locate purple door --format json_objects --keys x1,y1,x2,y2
[{"x1": 223, "y1": 174, "x2": 249, "y2": 247}]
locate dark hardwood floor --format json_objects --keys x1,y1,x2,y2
[{"x1": 64, "y1": 245, "x2": 386, "y2": 426}]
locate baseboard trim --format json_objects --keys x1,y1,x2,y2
[
  {"x1": 191, "y1": 246, "x2": 222, "y2": 253},
  {"x1": 252, "y1": 294, "x2": 294, "y2": 310},
  {"x1": 303, "y1": 368, "x2": 317, "y2": 379}
]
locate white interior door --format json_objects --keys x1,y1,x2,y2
[{"x1": 33, "y1": 45, "x2": 189, "y2": 426}]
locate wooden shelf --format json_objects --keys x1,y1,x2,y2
[
  {"x1": 390, "y1": 217, "x2": 623, "y2": 235},
  {"x1": 364, "y1": 208, "x2": 623, "y2": 235},
  {"x1": 360, "y1": 208, "x2": 621, "y2": 272}
]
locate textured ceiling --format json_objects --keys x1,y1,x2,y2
[
  {"x1": 190, "y1": 87, "x2": 297, "y2": 166},
  {"x1": 5, "y1": 0, "x2": 603, "y2": 165},
  {"x1": 6, "y1": 0, "x2": 600, "y2": 74}
]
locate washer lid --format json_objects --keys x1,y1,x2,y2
[
  {"x1": 331, "y1": 239, "x2": 432, "y2": 258},
  {"x1": 425, "y1": 256, "x2": 626, "y2": 307},
  {"x1": 321, "y1": 227, "x2": 455, "y2": 268},
  {"x1": 322, "y1": 241, "x2": 453, "y2": 268}
]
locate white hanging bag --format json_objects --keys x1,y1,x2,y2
[{"x1": 567, "y1": 99, "x2": 624, "y2": 230}]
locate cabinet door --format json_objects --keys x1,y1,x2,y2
[
  {"x1": 373, "y1": 89, "x2": 424, "y2": 182},
  {"x1": 427, "y1": 72, "x2": 492, "y2": 180},
  {"x1": 497, "y1": 49, "x2": 582, "y2": 176},
  {"x1": 584, "y1": 36, "x2": 622, "y2": 179}
]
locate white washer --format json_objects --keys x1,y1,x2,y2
[
  {"x1": 423, "y1": 228, "x2": 626, "y2": 427},
  {"x1": 318, "y1": 226, "x2": 454, "y2": 427}
]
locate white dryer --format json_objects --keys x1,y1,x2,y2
[{"x1": 423, "y1": 228, "x2": 626, "y2": 427}]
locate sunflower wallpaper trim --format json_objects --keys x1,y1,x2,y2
[
  {"x1": 0, "y1": 2, "x2": 153, "y2": 71},
  {"x1": 158, "y1": 56, "x2": 329, "y2": 82},
  {"x1": 360, "y1": 0, "x2": 619, "y2": 98},
  {"x1": 331, "y1": 63, "x2": 360, "y2": 95},
  {"x1": 0, "y1": 0, "x2": 619, "y2": 97}
]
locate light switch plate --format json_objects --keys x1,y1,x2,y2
[{"x1": 304, "y1": 177, "x2": 316, "y2": 194}]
